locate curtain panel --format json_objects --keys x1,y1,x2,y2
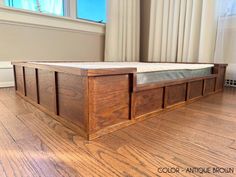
[
  {"x1": 145, "y1": 0, "x2": 218, "y2": 63},
  {"x1": 105, "y1": 0, "x2": 140, "y2": 62}
]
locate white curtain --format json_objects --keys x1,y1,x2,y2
[
  {"x1": 214, "y1": 0, "x2": 236, "y2": 80},
  {"x1": 105, "y1": 0, "x2": 140, "y2": 62},
  {"x1": 147, "y1": 0, "x2": 218, "y2": 63},
  {"x1": 215, "y1": 0, "x2": 236, "y2": 62}
]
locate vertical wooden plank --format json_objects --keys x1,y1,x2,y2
[
  {"x1": 130, "y1": 93, "x2": 136, "y2": 119},
  {"x1": 35, "y1": 68, "x2": 40, "y2": 104},
  {"x1": 129, "y1": 73, "x2": 135, "y2": 120},
  {"x1": 130, "y1": 73, "x2": 137, "y2": 119},
  {"x1": 163, "y1": 86, "x2": 167, "y2": 108},
  {"x1": 13, "y1": 65, "x2": 17, "y2": 91},
  {"x1": 202, "y1": 79, "x2": 206, "y2": 96},
  {"x1": 186, "y1": 82, "x2": 190, "y2": 101},
  {"x1": 88, "y1": 76, "x2": 94, "y2": 134},
  {"x1": 53, "y1": 72, "x2": 59, "y2": 115},
  {"x1": 37, "y1": 70, "x2": 55, "y2": 112},
  {"x1": 22, "y1": 66, "x2": 26, "y2": 96},
  {"x1": 88, "y1": 75, "x2": 129, "y2": 133},
  {"x1": 214, "y1": 77, "x2": 217, "y2": 92}
]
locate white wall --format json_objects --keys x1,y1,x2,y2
[
  {"x1": 0, "y1": 6, "x2": 105, "y2": 61},
  {"x1": 0, "y1": 5, "x2": 106, "y2": 87}
]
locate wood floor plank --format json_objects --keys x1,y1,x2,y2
[
  {"x1": 123, "y1": 124, "x2": 236, "y2": 167},
  {"x1": 0, "y1": 121, "x2": 40, "y2": 177},
  {"x1": 0, "y1": 87, "x2": 236, "y2": 177},
  {"x1": 0, "y1": 102, "x2": 78, "y2": 177},
  {"x1": 0, "y1": 88, "x2": 158, "y2": 177},
  {"x1": 17, "y1": 113, "x2": 157, "y2": 177},
  {"x1": 142, "y1": 118, "x2": 236, "y2": 160},
  {"x1": 161, "y1": 109, "x2": 236, "y2": 140}
]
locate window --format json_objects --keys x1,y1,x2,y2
[
  {"x1": 219, "y1": 0, "x2": 236, "y2": 16},
  {"x1": 4, "y1": 0, "x2": 64, "y2": 16},
  {"x1": 77, "y1": 0, "x2": 106, "y2": 23}
]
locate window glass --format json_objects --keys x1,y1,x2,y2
[
  {"x1": 4, "y1": 0, "x2": 64, "y2": 16},
  {"x1": 219, "y1": 0, "x2": 236, "y2": 16},
  {"x1": 77, "y1": 0, "x2": 106, "y2": 23}
]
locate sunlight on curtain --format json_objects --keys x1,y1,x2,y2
[
  {"x1": 105, "y1": 0, "x2": 140, "y2": 62},
  {"x1": 146, "y1": 0, "x2": 218, "y2": 63},
  {"x1": 39, "y1": 0, "x2": 64, "y2": 16},
  {"x1": 215, "y1": 0, "x2": 236, "y2": 80},
  {"x1": 215, "y1": 0, "x2": 236, "y2": 62},
  {"x1": 4, "y1": 0, "x2": 64, "y2": 16}
]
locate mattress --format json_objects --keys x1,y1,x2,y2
[
  {"x1": 30, "y1": 62, "x2": 214, "y2": 84},
  {"x1": 137, "y1": 68, "x2": 212, "y2": 84}
]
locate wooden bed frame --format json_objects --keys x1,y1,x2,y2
[{"x1": 12, "y1": 61, "x2": 227, "y2": 140}]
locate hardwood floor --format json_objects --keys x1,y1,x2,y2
[{"x1": 0, "y1": 87, "x2": 236, "y2": 177}]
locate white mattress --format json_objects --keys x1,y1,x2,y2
[{"x1": 31, "y1": 62, "x2": 214, "y2": 73}]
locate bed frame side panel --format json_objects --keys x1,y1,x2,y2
[
  {"x1": 13, "y1": 63, "x2": 89, "y2": 135},
  {"x1": 57, "y1": 73, "x2": 88, "y2": 130},
  {"x1": 88, "y1": 74, "x2": 130, "y2": 135}
]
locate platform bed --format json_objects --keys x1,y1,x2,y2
[{"x1": 12, "y1": 62, "x2": 227, "y2": 140}]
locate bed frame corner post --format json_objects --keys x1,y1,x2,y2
[
  {"x1": 87, "y1": 76, "x2": 93, "y2": 140},
  {"x1": 213, "y1": 64, "x2": 227, "y2": 92}
]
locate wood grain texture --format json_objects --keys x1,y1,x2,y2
[
  {"x1": 216, "y1": 67, "x2": 226, "y2": 91},
  {"x1": 88, "y1": 75, "x2": 130, "y2": 133},
  {"x1": 204, "y1": 78, "x2": 216, "y2": 95},
  {"x1": 38, "y1": 69, "x2": 55, "y2": 113},
  {"x1": 134, "y1": 88, "x2": 164, "y2": 117},
  {"x1": 0, "y1": 87, "x2": 236, "y2": 176},
  {"x1": 188, "y1": 80, "x2": 204, "y2": 100},
  {"x1": 57, "y1": 73, "x2": 88, "y2": 130},
  {"x1": 165, "y1": 83, "x2": 187, "y2": 107},
  {"x1": 12, "y1": 62, "x2": 227, "y2": 139},
  {"x1": 24, "y1": 67, "x2": 38, "y2": 102},
  {"x1": 15, "y1": 66, "x2": 24, "y2": 95}
]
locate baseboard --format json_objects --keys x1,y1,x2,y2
[
  {"x1": 0, "y1": 81, "x2": 14, "y2": 88},
  {"x1": 0, "y1": 61, "x2": 14, "y2": 88}
]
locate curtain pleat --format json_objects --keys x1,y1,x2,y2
[
  {"x1": 177, "y1": 0, "x2": 187, "y2": 62},
  {"x1": 170, "y1": 0, "x2": 181, "y2": 62},
  {"x1": 166, "y1": 0, "x2": 174, "y2": 61},
  {"x1": 147, "y1": 0, "x2": 217, "y2": 63},
  {"x1": 188, "y1": 0, "x2": 203, "y2": 62},
  {"x1": 105, "y1": 0, "x2": 140, "y2": 62}
]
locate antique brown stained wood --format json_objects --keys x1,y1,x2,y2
[
  {"x1": 88, "y1": 75, "x2": 130, "y2": 133},
  {"x1": 37, "y1": 69, "x2": 55, "y2": 113},
  {"x1": 24, "y1": 67, "x2": 38, "y2": 102},
  {"x1": 134, "y1": 88, "x2": 164, "y2": 118},
  {"x1": 187, "y1": 79, "x2": 204, "y2": 100},
  {"x1": 12, "y1": 61, "x2": 227, "y2": 140}
]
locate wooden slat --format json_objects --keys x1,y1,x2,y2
[
  {"x1": 35, "y1": 69, "x2": 40, "y2": 104},
  {"x1": 23, "y1": 66, "x2": 26, "y2": 96},
  {"x1": 53, "y1": 72, "x2": 59, "y2": 115}
]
